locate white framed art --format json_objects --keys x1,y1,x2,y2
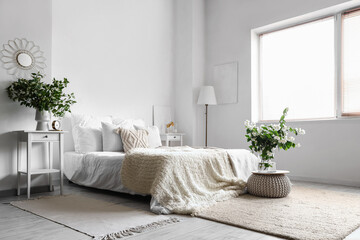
[{"x1": 213, "y1": 61, "x2": 238, "y2": 104}]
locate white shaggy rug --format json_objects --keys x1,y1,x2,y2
[
  {"x1": 11, "y1": 195, "x2": 179, "y2": 240},
  {"x1": 196, "y1": 186, "x2": 360, "y2": 240}
]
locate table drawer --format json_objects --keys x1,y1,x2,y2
[
  {"x1": 32, "y1": 133, "x2": 59, "y2": 141},
  {"x1": 168, "y1": 135, "x2": 181, "y2": 141}
]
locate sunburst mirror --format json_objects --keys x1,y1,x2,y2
[{"x1": 0, "y1": 38, "x2": 46, "y2": 79}]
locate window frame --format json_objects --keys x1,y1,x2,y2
[
  {"x1": 251, "y1": 2, "x2": 360, "y2": 123},
  {"x1": 341, "y1": 7, "x2": 360, "y2": 117}
]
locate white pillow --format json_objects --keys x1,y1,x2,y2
[
  {"x1": 71, "y1": 113, "x2": 111, "y2": 152},
  {"x1": 134, "y1": 125, "x2": 162, "y2": 148},
  {"x1": 112, "y1": 117, "x2": 146, "y2": 129},
  {"x1": 77, "y1": 126, "x2": 103, "y2": 153},
  {"x1": 101, "y1": 122, "x2": 123, "y2": 152}
]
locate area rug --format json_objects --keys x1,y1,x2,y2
[
  {"x1": 195, "y1": 186, "x2": 360, "y2": 240},
  {"x1": 11, "y1": 195, "x2": 180, "y2": 240}
]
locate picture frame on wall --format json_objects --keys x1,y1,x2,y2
[{"x1": 213, "y1": 61, "x2": 238, "y2": 104}]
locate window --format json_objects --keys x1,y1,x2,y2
[
  {"x1": 253, "y1": 3, "x2": 360, "y2": 121},
  {"x1": 260, "y1": 18, "x2": 335, "y2": 120},
  {"x1": 343, "y1": 9, "x2": 360, "y2": 115}
]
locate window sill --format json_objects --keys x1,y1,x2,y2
[{"x1": 256, "y1": 115, "x2": 360, "y2": 124}]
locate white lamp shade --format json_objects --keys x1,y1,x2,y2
[{"x1": 197, "y1": 86, "x2": 217, "y2": 105}]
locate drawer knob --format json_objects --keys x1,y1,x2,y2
[
  {"x1": 173, "y1": 136, "x2": 176, "y2": 138},
  {"x1": 44, "y1": 135, "x2": 48, "y2": 138}
]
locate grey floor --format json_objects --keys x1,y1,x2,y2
[{"x1": 1, "y1": 181, "x2": 360, "y2": 240}]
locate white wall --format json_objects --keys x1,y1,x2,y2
[
  {"x1": 0, "y1": 0, "x2": 175, "y2": 192},
  {"x1": 174, "y1": 0, "x2": 205, "y2": 146},
  {"x1": 0, "y1": 0, "x2": 52, "y2": 191},
  {"x1": 204, "y1": 0, "x2": 360, "y2": 186},
  {"x1": 52, "y1": 0, "x2": 175, "y2": 151}
]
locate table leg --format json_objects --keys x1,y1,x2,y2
[
  {"x1": 166, "y1": 139, "x2": 169, "y2": 147},
  {"x1": 59, "y1": 134, "x2": 64, "y2": 195},
  {"x1": 27, "y1": 140, "x2": 31, "y2": 199},
  {"x1": 17, "y1": 141, "x2": 21, "y2": 196},
  {"x1": 180, "y1": 136, "x2": 183, "y2": 146},
  {"x1": 48, "y1": 142, "x2": 54, "y2": 192}
]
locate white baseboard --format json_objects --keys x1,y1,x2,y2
[{"x1": 289, "y1": 175, "x2": 360, "y2": 188}]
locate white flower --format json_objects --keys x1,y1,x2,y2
[
  {"x1": 267, "y1": 151, "x2": 273, "y2": 156},
  {"x1": 273, "y1": 124, "x2": 281, "y2": 131},
  {"x1": 296, "y1": 143, "x2": 301, "y2": 148},
  {"x1": 288, "y1": 136, "x2": 295, "y2": 142},
  {"x1": 244, "y1": 120, "x2": 250, "y2": 127},
  {"x1": 283, "y1": 125, "x2": 289, "y2": 131},
  {"x1": 280, "y1": 139, "x2": 287, "y2": 144},
  {"x1": 274, "y1": 136, "x2": 280, "y2": 141},
  {"x1": 299, "y1": 128, "x2": 306, "y2": 135}
]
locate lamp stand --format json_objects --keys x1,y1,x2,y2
[{"x1": 205, "y1": 104, "x2": 208, "y2": 147}]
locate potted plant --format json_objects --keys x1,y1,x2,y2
[
  {"x1": 244, "y1": 108, "x2": 305, "y2": 172},
  {"x1": 6, "y1": 72, "x2": 76, "y2": 130}
]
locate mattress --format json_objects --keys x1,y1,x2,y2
[{"x1": 64, "y1": 151, "x2": 136, "y2": 194}]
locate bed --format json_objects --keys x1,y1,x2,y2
[{"x1": 64, "y1": 148, "x2": 259, "y2": 214}]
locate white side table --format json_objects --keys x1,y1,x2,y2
[
  {"x1": 160, "y1": 133, "x2": 185, "y2": 147},
  {"x1": 15, "y1": 130, "x2": 66, "y2": 199}
]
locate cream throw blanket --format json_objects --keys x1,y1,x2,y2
[{"x1": 121, "y1": 147, "x2": 247, "y2": 214}]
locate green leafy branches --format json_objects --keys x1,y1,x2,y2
[
  {"x1": 244, "y1": 108, "x2": 305, "y2": 161},
  {"x1": 6, "y1": 72, "x2": 76, "y2": 117}
]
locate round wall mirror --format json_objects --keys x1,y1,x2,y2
[
  {"x1": 0, "y1": 38, "x2": 46, "y2": 79},
  {"x1": 17, "y1": 53, "x2": 33, "y2": 67}
]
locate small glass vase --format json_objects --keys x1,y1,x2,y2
[{"x1": 258, "y1": 159, "x2": 277, "y2": 172}]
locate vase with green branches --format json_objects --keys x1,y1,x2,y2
[
  {"x1": 244, "y1": 108, "x2": 305, "y2": 172},
  {"x1": 6, "y1": 72, "x2": 76, "y2": 130}
]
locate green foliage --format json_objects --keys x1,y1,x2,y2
[
  {"x1": 6, "y1": 72, "x2": 76, "y2": 117},
  {"x1": 244, "y1": 108, "x2": 305, "y2": 162}
]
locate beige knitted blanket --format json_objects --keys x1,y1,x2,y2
[{"x1": 120, "y1": 147, "x2": 246, "y2": 214}]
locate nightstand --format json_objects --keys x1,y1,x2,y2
[
  {"x1": 15, "y1": 130, "x2": 66, "y2": 199},
  {"x1": 160, "y1": 133, "x2": 185, "y2": 147}
]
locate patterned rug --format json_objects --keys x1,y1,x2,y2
[
  {"x1": 196, "y1": 186, "x2": 360, "y2": 240},
  {"x1": 11, "y1": 195, "x2": 179, "y2": 240}
]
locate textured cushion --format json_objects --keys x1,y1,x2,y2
[
  {"x1": 117, "y1": 128, "x2": 149, "y2": 153},
  {"x1": 71, "y1": 113, "x2": 111, "y2": 153},
  {"x1": 77, "y1": 126, "x2": 103, "y2": 153},
  {"x1": 134, "y1": 125, "x2": 162, "y2": 148},
  {"x1": 101, "y1": 122, "x2": 123, "y2": 152}
]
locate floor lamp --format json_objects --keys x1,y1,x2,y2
[{"x1": 197, "y1": 86, "x2": 217, "y2": 147}]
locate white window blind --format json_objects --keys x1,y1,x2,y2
[
  {"x1": 342, "y1": 9, "x2": 360, "y2": 115},
  {"x1": 259, "y1": 17, "x2": 335, "y2": 121}
]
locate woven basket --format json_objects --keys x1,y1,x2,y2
[{"x1": 247, "y1": 173, "x2": 291, "y2": 198}]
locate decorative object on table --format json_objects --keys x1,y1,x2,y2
[
  {"x1": 160, "y1": 133, "x2": 185, "y2": 147},
  {"x1": 213, "y1": 61, "x2": 238, "y2": 104},
  {"x1": 0, "y1": 38, "x2": 46, "y2": 79},
  {"x1": 197, "y1": 86, "x2": 217, "y2": 147},
  {"x1": 244, "y1": 108, "x2": 305, "y2": 172},
  {"x1": 166, "y1": 121, "x2": 174, "y2": 133},
  {"x1": 6, "y1": 72, "x2": 76, "y2": 130},
  {"x1": 52, "y1": 120, "x2": 61, "y2": 131},
  {"x1": 247, "y1": 170, "x2": 291, "y2": 198}
]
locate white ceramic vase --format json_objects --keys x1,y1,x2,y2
[{"x1": 35, "y1": 109, "x2": 50, "y2": 131}]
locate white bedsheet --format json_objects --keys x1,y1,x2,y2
[{"x1": 64, "y1": 151, "x2": 136, "y2": 194}]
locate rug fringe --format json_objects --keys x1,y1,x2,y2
[{"x1": 95, "y1": 217, "x2": 180, "y2": 240}]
